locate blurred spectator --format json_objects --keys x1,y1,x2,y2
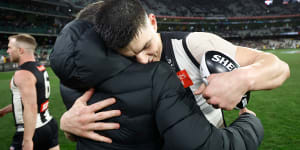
[
  {"x1": 0, "y1": 55, "x2": 6, "y2": 64},
  {"x1": 229, "y1": 38, "x2": 300, "y2": 50}
]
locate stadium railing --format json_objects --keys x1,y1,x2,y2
[
  {"x1": 0, "y1": 61, "x2": 50, "y2": 72},
  {"x1": 0, "y1": 62, "x2": 18, "y2": 72}
]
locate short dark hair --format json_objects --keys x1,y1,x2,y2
[
  {"x1": 95, "y1": 0, "x2": 147, "y2": 50},
  {"x1": 76, "y1": 1, "x2": 104, "y2": 24}
]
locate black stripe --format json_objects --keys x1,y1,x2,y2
[
  {"x1": 182, "y1": 35, "x2": 200, "y2": 67},
  {"x1": 222, "y1": 110, "x2": 227, "y2": 127},
  {"x1": 160, "y1": 32, "x2": 181, "y2": 72}
]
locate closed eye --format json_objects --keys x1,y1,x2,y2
[{"x1": 128, "y1": 55, "x2": 137, "y2": 61}]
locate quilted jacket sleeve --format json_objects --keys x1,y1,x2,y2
[{"x1": 152, "y1": 63, "x2": 264, "y2": 150}]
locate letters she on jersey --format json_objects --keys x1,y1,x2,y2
[{"x1": 200, "y1": 51, "x2": 250, "y2": 109}]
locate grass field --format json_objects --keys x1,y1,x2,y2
[{"x1": 0, "y1": 49, "x2": 299, "y2": 149}]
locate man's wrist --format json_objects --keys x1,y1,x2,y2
[
  {"x1": 64, "y1": 131, "x2": 77, "y2": 142},
  {"x1": 236, "y1": 68, "x2": 254, "y2": 91},
  {"x1": 23, "y1": 138, "x2": 32, "y2": 142},
  {"x1": 60, "y1": 112, "x2": 69, "y2": 131}
]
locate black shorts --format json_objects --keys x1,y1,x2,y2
[{"x1": 10, "y1": 119, "x2": 59, "y2": 150}]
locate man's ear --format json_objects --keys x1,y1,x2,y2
[
  {"x1": 148, "y1": 13, "x2": 157, "y2": 32},
  {"x1": 18, "y1": 47, "x2": 25, "y2": 55}
]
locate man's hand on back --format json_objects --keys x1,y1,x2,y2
[{"x1": 60, "y1": 88, "x2": 121, "y2": 143}]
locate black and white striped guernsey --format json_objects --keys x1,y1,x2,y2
[
  {"x1": 10, "y1": 61, "x2": 52, "y2": 132},
  {"x1": 160, "y1": 32, "x2": 225, "y2": 127}
]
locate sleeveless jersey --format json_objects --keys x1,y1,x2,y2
[
  {"x1": 11, "y1": 61, "x2": 52, "y2": 132},
  {"x1": 160, "y1": 32, "x2": 225, "y2": 127}
]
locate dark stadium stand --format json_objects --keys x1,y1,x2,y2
[
  {"x1": 0, "y1": 0, "x2": 299, "y2": 71},
  {"x1": 61, "y1": 0, "x2": 300, "y2": 17},
  {"x1": 140, "y1": 0, "x2": 300, "y2": 17},
  {"x1": 0, "y1": 0, "x2": 74, "y2": 70}
]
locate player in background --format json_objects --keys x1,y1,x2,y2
[{"x1": 0, "y1": 34, "x2": 59, "y2": 150}]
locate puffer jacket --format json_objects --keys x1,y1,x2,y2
[{"x1": 50, "y1": 20, "x2": 264, "y2": 150}]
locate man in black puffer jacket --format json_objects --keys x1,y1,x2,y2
[{"x1": 50, "y1": 6, "x2": 264, "y2": 150}]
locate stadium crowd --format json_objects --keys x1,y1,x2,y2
[
  {"x1": 230, "y1": 38, "x2": 300, "y2": 50},
  {"x1": 138, "y1": 0, "x2": 300, "y2": 17},
  {"x1": 0, "y1": 0, "x2": 72, "y2": 17},
  {"x1": 0, "y1": 0, "x2": 299, "y2": 66}
]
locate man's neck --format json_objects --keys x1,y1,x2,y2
[{"x1": 18, "y1": 55, "x2": 35, "y2": 66}]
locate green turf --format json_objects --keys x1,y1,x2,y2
[
  {"x1": 0, "y1": 49, "x2": 299, "y2": 149},
  {"x1": 224, "y1": 49, "x2": 300, "y2": 150}
]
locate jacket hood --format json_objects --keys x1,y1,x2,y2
[{"x1": 50, "y1": 20, "x2": 132, "y2": 89}]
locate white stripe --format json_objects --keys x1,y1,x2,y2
[
  {"x1": 11, "y1": 78, "x2": 24, "y2": 125},
  {"x1": 17, "y1": 110, "x2": 53, "y2": 132},
  {"x1": 11, "y1": 77, "x2": 53, "y2": 132}
]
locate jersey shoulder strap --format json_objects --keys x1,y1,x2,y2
[
  {"x1": 160, "y1": 32, "x2": 199, "y2": 71},
  {"x1": 181, "y1": 33, "x2": 200, "y2": 67},
  {"x1": 19, "y1": 61, "x2": 46, "y2": 79}
]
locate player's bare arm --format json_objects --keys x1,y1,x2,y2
[
  {"x1": 203, "y1": 47, "x2": 290, "y2": 109},
  {"x1": 60, "y1": 88, "x2": 121, "y2": 143},
  {"x1": 191, "y1": 32, "x2": 290, "y2": 110},
  {"x1": 14, "y1": 70, "x2": 37, "y2": 150},
  {"x1": 235, "y1": 46, "x2": 290, "y2": 91},
  {"x1": 0, "y1": 104, "x2": 12, "y2": 117}
]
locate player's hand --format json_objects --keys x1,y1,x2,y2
[
  {"x1": 194, "y1": 83, "x2": 206, "y2": 95},
  {"x1": 60, "y1": 88, "x2": 121, "y2": 143},
  {"x1": 194, "y1": 70, "x2": 249, "y2": 110},
  {"x1": 239, "y1": 107, "x2": 256, "y2": 116},
  {"x1": 22, "y1": 139, "x2": 33, "y2": 150},
  {"x1": 0, "y1": 109, "x2": 6, "y2": 118}
]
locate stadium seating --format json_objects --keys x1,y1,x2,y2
[{"x1": 0, "y1": 0, "x2": 299, "y2": 64}]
